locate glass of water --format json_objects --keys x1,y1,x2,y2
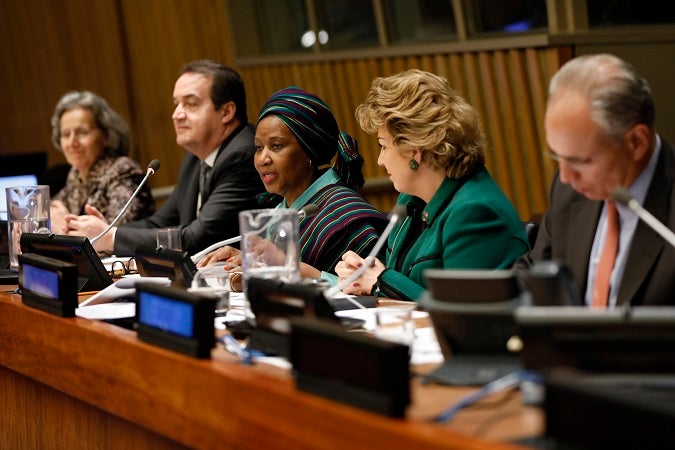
[
  {"x1": 5, "y1": 185, "x2": 51, "y2": 271},
  {"x1": 238, "y1": 208, "x2": 300, "y2": 295}
]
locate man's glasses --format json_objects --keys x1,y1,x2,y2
[{"x1": 108, "y1": 257, "x2": 138, "y2": 277}]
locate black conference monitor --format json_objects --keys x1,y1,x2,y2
[
  {"x1": 419, "y1": 269, "x2": 523, "y2": 386},
  {"x1": 134, "y1": 245, "x2": 198, "y2": 289},
  {"x1": 525, "y1": 260, "x2": 581, "y2": 306},
  {"x1": 515, "y1": 306, "x2": 675, "y2": 374},
  {"x1": 19, "y1": 233, "x2": 113, "y2": 292},
  {"x1": 290, "y1": 317, "x2": 411, "y2": 418},
  {"x1": 544, "y1": 368, "x2": 675, "y2": 449},
  {"x1": 246, "y1": 277, "x2": 363, "y2": 357}
]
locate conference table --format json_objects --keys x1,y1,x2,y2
[{"x1": 0, "y1": 285, "x2": 543, "y2": 449}]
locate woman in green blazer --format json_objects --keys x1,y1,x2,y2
[{"x1": 336, "y1": 69, "x2": 529, "y2": 301}]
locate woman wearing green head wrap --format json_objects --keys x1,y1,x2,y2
[{"x1": 198, "y1": 87, "x2": 387, "y2": 280}]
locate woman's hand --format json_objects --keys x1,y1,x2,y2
[
  {"x1": 49, "y1": 200, "x2": 70, "y2": 234},
  {"x1": 196, "y1": 246, "x2": 242, "y2": 269},
  {"x1": 63, "y1": 204, "x2": 114, "y2": 253},
  {"x1": 335, "y1": 250, "x2": 385, "y2": 295},
  {"x1": 64, "y1": 205, "x2": 108, "y2": 236}
]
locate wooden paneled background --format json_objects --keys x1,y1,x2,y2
[{"x1": 0, "y1": 0, "x2": 569, "y2": 220}]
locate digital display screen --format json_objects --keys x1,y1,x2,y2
[
  {"x1": 22, "y1": 264, "x2": 59, "y2": 300},
  {"x1": 138, "y1": 291, "x2": 194, "y2": 338}
]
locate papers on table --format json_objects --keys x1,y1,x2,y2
[
  {"x1": 76, "y1": 275, "x2": 171, "y2": 320},
  {"x1": 79, "y1": 275, "x2": 171, "y2": 307},
  {"x1": 76, "y1": 302, "x2": 136, "y2": 320},
  {"x1": 335, "y1": 308, "x2": 443, "y2": 365}
]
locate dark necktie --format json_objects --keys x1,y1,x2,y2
[
  {"x1": 592, "y1": 200, "x2": 619, "y2": 308},
  {"x1": 199, "y1": 161, "x2": 211, "y2": 208}
]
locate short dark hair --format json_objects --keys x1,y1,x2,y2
[{"x1": 179, "y1": 60, "x2": 248, "y2": 124}]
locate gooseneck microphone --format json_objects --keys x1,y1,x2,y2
[
  {"x1": 324, "y1": 204, "x2": 407, "y2": 300},
  {"x1": 91, "y1": 160, "x2": 160, "y2": 245},
  {"x1": 190, "y1": 203, "x2": 319, "y2": 263},
  {"x1": 297, "y1": 203, "x2": 318, "y2": 220},
  {"x1": 612, "y1": 186, "x2": 675, "y2": 248}
]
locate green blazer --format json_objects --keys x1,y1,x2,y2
[{"x1": 376, "y1": 168, "x2": 529, "y2": 301}]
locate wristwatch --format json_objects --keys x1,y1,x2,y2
[{"x1": 370, "y1": 279, "x2": 382, "y2": 297}]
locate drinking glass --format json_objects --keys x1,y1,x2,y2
[
  {"x1": 5, "y1": 185, "x2": 50, "y2": 271},
  {"x1": 238, "y1": 209, "x2": 300, "y2": 294}
]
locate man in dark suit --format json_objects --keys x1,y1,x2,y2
[
  {"x1": 64, "y1": 60, "x2": 264, "y2": 256},
  {"x1": 516, "y1": 53, "x2": 675, "y2": 306}
]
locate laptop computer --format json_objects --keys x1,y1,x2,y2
[
  {"x1": 419, "y1": 269, "x2": 523, "y2": 386},
  {"x1": 246, "y1": 277, "x2": 365, "y2": 357}
]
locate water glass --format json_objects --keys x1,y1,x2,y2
[
  {"x1": 238, "y1": 208, "x2": 300, "y2": 293},
  {"x1": 156, "y1": 226, "x2": 182, "y2": 251},
  {"x1": 5, "y1": 185, "x2": 51, "y2": 271},
  {"x1": 374, "y1": 306, "x2": 416, "y2": 350}
]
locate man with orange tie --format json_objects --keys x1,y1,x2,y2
[{"x1": 516, "y1": 53, "x2": 675, "y2": 306}]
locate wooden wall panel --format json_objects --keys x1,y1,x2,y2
[
  {"x1": 0, "y1": 0, "x2": 569, "y2": 219},
  {"x1": 116, "y1": 0, "x2": 233, "y2": 189},
  {"x1": 0, "y1": 0, "x2": 131, "y2": 168},
  {"x1": 0, "y1": 0, "x2": 233, "y2": 191},
  {"x1": 240, "y1": 47, "x2": 571, "y2": 217}
]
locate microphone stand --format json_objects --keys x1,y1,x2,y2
[
  {"x1": 612, "y1": 187, "x2": 675, "y2": 249},
  {"x1": 324, "y1": 204, "x2": 407, "y2": 300}
]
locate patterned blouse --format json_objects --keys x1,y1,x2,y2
[
  {"x1": 282, "y1": 169, "x2": 388, "y2": 275},
  {"x1": 53, "y1": 156, "x2": 155, "y2": 224}
]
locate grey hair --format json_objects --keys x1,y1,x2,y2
[
  {"x1": 51, "y1": 91, "x2": 130, "y2": 157},
  {"x1": 548, "y1": 53, "x2": 654, "y2": 142}
]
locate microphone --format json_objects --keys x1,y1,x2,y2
[
  {"x1": 91, "y1": 160, "x2": 160, "y2": 244},
  {"x1": 298, "y1": 203, "x2": 318, "y2": 220},
  {"x1": 612, "y1": 187, "x2": 675, "y2": 248},
  {"x1": 190, "y1": 203, "x2": 319, "y2": 263},
  {"x1": 324, "y1": 204, "x2": 407, "y2": 300}
]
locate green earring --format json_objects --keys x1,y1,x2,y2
[{"x1": 409, "y1": 159, "x2": 419, "y2": 171}]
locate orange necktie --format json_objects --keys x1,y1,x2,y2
[{"x1": 592, "y1": 200, "x2": 619, "y2": 308}]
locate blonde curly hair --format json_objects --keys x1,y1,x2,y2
[{"x1": 355, "y1": 69, "x2": 485, "y2": 179}]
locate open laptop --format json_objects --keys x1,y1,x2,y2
[
  {"x1": 246, "y1": 277, "x2": 365, "y2": 357},
  {"x1": 419, "y1": 269, "x2": 523, "y2": 386}
]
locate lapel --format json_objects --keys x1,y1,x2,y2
[
  {"x1": 566, "y1": 198, "x2": 602, "y2": 302},
  {"x1": 617, "y1": 143, "x2": 672, "y2": 305}
]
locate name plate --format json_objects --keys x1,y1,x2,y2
[
  {"x1": 135, "y1": 282, "x2": 216, "y2": 358},
  {"x1": 290, "y1": 317, "x2": 410, "y2": 418},
  {"x1": 19, "y1": 252, "x2": 78, "y2": 317}
]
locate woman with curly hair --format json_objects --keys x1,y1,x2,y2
[{"x1": 336, "y1": 69, "x2": 528, "y2": 301}]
